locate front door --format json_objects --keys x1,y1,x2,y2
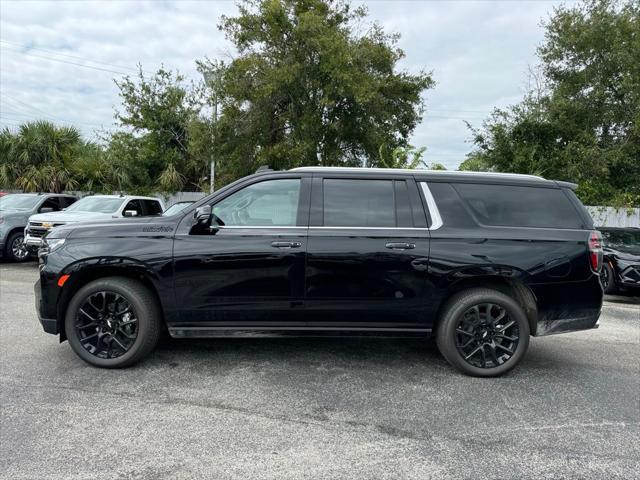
[
  {"x1": 172, "y1": 175, "x2": 310, "y2": 331},
  {"x1": 304, "y1": 175, "x2": 431, "y2": 329}
]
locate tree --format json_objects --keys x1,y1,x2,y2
[
  {"x1": 463, "y1": 0, "x2": 640, "y2": 207},
  {"x1": 113, "y1": 68, "x2": 209, "y2": 192},
  {"x1": 378, "y1": 145, "x2": 426, "y2": 169},
  {"x1": 198, "y1": 0, "x2": 433, "y2": 181},
  {"x1": 0, "y1": 121, "x2": 84, "y2": 192}
]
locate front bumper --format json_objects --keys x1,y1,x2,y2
[
  {"x1": 34, "y1": 278, "x2": 58, "y2": 335},
  {"x1": 24, "y1": 234, "x2": 45, "y2": 251}
]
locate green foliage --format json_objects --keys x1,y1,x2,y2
[
  {"x1": 198, "y1": 0, "x2": 433, "y2": 181},
  {"x1": 112, "y1": 68, "x2": 209, "y2": 193},
  {"x1": 378, "y1": 145, "x2": 426, "y2": 169},
  {"x1": 465, "y1": 0, "x2": 640, "y2": 207}
]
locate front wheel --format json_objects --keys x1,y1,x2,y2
[
  {"x1": 5, "y1": 231, "x2": 31, "y2": 262},
  {"x1": 65, "y1": 277, "x2": 162, "y2": 368},
  {"x1": 436, "y1": 288, "x2": 530, "y2": 377},
  {"x1": 600, "y1": 262, "x2": 617, "y2": 295}
]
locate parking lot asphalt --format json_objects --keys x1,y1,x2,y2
[{"x1": 1, "y1": 262, "x2": 639, "y2": 480}]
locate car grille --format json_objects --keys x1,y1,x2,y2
[
  {"x1": 27, "y1": 221, "x2": 65, "y2": 238},
  {"x1": 620, "y1": 265, "x2": 640, "y2": 284}
]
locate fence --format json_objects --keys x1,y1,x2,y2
[{"x1": 586, "y1": 207, "x2": 640, "y2": 228}]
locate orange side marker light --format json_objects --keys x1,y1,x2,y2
[{"x1": 57, "y1": 274, "x2": 70, "y2": 287}]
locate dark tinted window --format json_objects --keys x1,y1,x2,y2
[
  {"x1": 60, "y1": 197, "x2": 77, "y2": 208},
  {"x1": 601, "y1": 229, "x2": 640, "y2": 247},
  {"x1": 453, "y1": 183, "x2": 583, "y2": 229},
  {"x1": 143, "y1": 200, "x2": 162, "y2": 215},
  {"x1": 39, "y1": 197, "x2": 60, "y2": 212},
  {"x1": 123, "y1": 199, "x2": 143, "y2": 216},
  {"x1": 323, "y1": 179, "x2": 395, "y2": 227}
]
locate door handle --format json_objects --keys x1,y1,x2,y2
[
  {"x1": 385, "y1": 242, "x2": 415, "y2": 250},
  {"x1": 271, "y1": 241, "x2": 302, "y2": 249}
]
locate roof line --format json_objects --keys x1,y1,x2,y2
[{"x1": 289, "y1": 166, "x2": 544, "y2": 180}]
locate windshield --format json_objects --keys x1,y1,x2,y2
[
  {"x1": 163, "y1": 202, "x2": 193, "y2": 216},
  {"x1": 0, "y1": 194, "x2": 41, "y2": 211},
  {"x1": 65, "y1": 197, "x2": 124, "y2": 214},
  {"x1": 602, "y1": 230, "x2": 640, "y2": 248}
]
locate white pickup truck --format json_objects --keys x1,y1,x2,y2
[{"x1": 24, "y1": 194, "x2": 164, "y2": 251}]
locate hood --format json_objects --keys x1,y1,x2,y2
[
  {"x1": 604, "y1": 245, "x2": 640, "y2": 261},
  {"x1": 54, "y1": 215, "x2": 174, "y2": 240},
  {"x1": 29, "y1": 211, "x2": 115, "y2": 224},
  {"x1": 0, "y1": 210, "x2": 29, "y2": 223}
]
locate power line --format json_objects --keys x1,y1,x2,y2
[
  {"x1": 1, "y1": 94, "x2": 110, "y2": 128},
  {"x1": 1, "y1": 45, "x2": 133, "y2": 76},
  {"x1": 0, "y1": 39, "x2": 152, "y2": 75}
]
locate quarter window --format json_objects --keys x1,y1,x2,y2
[
  {"x1": 453, "y1": 183, "x2": 583, "y2": 229},
  {"x1": 323, "y1": 179, "x2": 395, "y2": 227},
  {"x1": 213, "y1": 179, "x2": 301, "y2": 227}
]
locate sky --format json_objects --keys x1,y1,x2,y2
[{"x1": 0, "y1": 0, "x2": 573, "y2": 170}]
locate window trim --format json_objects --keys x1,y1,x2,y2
[{"x1": 419, "y1": 182, "x2": 443, "y2": 230}]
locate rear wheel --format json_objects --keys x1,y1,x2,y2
[
  {"x1": 5, "y1": 231, "x2": 30, "y2": 262},
  {"x1": 65, "y1": 277, "x2": 161, "y2": 368},
  {"x1": 436, "y1": 288, "x2": 530, "y2": 377}
]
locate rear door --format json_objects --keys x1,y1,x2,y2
[{"x1": 304, "y1": 174, "x2": 430, "y2": 329}]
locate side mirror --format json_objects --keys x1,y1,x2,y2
[
  {"x1": 123, "y1": 210, "x2": 138, "y2": 217},
  {"x1": 39, "y1": 207, "x2": 54, "y2": 213},
  {"x1": 194, "y1": 205, "x2": 211, "y2": 225}
]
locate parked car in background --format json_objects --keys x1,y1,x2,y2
[
  {"x1": 599, "y1": 227, "x2": 640, "y2": 295},
  {"x1": 25, "y1": 195, "x2": 164, "y2": 252},
  {"x1": 163, "y1": 200, "x2": 195, "y2": 216},
  {"x1": 0, "y1": 193, "x2": 77, "y2": 262},
  {"x1": 35, "y1": 167, "x2": 603, "y2": 376}
]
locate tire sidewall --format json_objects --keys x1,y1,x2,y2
[
  {"x1": 438, "y1": 291, "x2": 530, "y2": 377},
  {"x1": 6, "y1": 231, "x2": 30, "y2": 262},
  {"x1": 602, "y1": 263, "x2": 616, "y2": 294},
  {"x1": 65, "y1": 279, "x2": 153, "y2": 368}
]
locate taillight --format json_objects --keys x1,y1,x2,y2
[{"x1": 588, "y1": 230, "x2": 603, "y2": 272}]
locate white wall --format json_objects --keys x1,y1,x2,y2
[{"x1": 587, "y1": 207, "x2": 640, "y2": 228}]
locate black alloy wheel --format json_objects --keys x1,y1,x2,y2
[
  {"x1": 75, "y1": 291, "x2": 139, "y2": 359},
  {"x1": 436, "y1": 288, "x2": 530, "y2": 377},
  {"x1": 454, "y1": 303, "x2": 519, "y2": 369},
  {"x1": 65, "y1": 277, "x2": 161, "y2": 368}
]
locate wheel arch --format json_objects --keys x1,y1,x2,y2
[
  {"x1": 434, "y1": 275, "x2": 538, "y2": 336},
  {"x1": 56, "y1": 260, "x2": 167, "y2": 341}
]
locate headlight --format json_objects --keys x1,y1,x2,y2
[{"x1": 43, "y1": 238, "x2": 66, "y2": 253}]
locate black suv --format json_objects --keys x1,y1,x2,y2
[{"x1": 35, "y1": 168, "x2": 603, "y2": 376}]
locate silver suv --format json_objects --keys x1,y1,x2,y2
[
  {"x1": 0, "y1": 193, "x2": 77, "y2": 262},
  {"x1": 25, "y1": 195, "x2": 164, "y2": 251}
]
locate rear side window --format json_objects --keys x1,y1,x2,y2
[
  {"x1": 453, "y1": 183, "x2": 583, "y2": 229},
  {"x1": 323, "y1": 179, "x2": 395, "y2": 227}
]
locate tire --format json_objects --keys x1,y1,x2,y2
[
  {"x1": 601, "y1": 262, "x2": 617, "y2": 295},
  {"x1": 436, "y1": 288, "x2": 530, "y2": 377},
  {"x1": 5, "y1": 230, "x2": 31, "y2": 262},
  {"x1": 65, "y1": 277, "x2": 162, "y2": 368}
]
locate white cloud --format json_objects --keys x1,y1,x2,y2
[{"x1": 0, "y1": 0, "x2": 571, "y2": 168}]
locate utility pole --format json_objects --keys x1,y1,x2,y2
[{"x1": 202, "y1": 71, "x2": 218, "y2": 193}]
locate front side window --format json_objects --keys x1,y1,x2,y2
[
  {"x1": 323, "y1": 179, "x2": 395, "y2": 227},
  {"x1": 39, "y1": 198, "x2": 60, "y2": 212},
  {"x1": 213, "y1": 179, "x2": 301, "y2": 227},
  {"x1": 143, "y1": 200, "x2": 163, "y2": 216}
]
